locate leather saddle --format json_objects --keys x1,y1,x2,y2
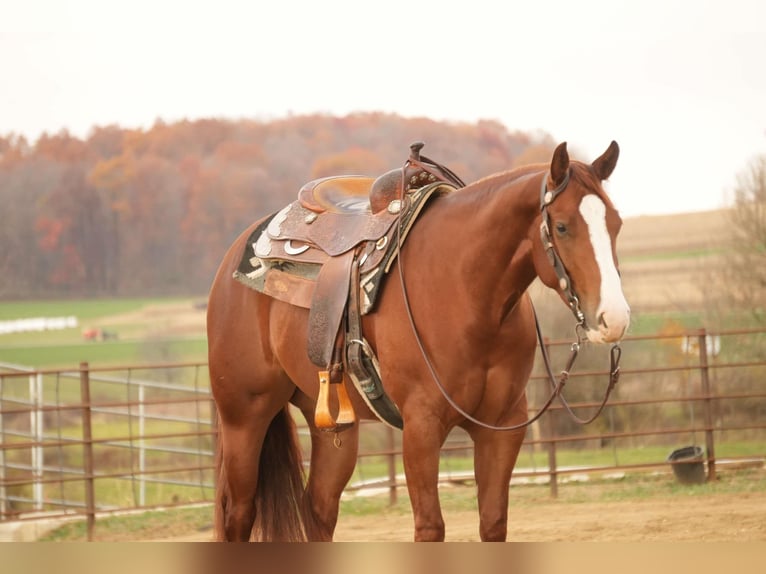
[{"x1": 233, "y1": 142, "x2": 465, "y2": 430}]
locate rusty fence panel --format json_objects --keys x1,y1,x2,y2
[
  {"x1": 1, "y1": 361, "x2": 215, "y2": 531},
  {"x1": 1, "y1": 327, "x2": 765, "y2": 536}
]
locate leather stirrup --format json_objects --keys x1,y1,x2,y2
[{"x1": 314, "y1": 371, "x2": 357, "y2": 432}]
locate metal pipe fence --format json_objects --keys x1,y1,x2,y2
[{"x1": 1, "y1": 327, "x2": 764, "y2": 539}]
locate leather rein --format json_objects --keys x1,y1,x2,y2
[{"x1": 394, "y1": 166, "x2": 623, "y2": 432}]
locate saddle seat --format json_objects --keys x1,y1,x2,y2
[{"x1": 299, "y1": 176, "x2": 375, "y2": 215}]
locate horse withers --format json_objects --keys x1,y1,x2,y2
[{"x1": 206, "y1": 141, "x2": 630, "y2": 541}]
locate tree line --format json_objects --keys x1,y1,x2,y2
[{"x1": 0, "y1": 113, "x2": 554, "y2": 298}]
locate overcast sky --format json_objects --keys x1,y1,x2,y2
[{"x1": 2, "y1": 0, "x2": 764, "y2": 217}]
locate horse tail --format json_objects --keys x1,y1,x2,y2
[
  {"x1": 253, "y1": 406, "x2": 307, "y2": 541},
  {"x1": 214, "y1": 406, "x2": 307, "y2": 541}
]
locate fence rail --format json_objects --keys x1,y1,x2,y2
[{"x1": 1, "y1": 327, "x2": 765, "y2": 539}]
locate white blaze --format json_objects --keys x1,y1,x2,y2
[{"x1": 579, "y1": 195, "x2": 630, "y2": 342}]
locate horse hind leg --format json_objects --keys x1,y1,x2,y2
[
  {"x1": 296, "y1": 399, "x2": 360, "y2": 541},
  {"x1": 215, "y1": 419, "x2": 262, "y2": 541},
  {"x1": 215, "y1": 404, "x2": 307, "y2": 542}
]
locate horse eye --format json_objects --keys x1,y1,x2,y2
[{"x1": 555, "y1": 222, "x2": 568, "y2": 235}]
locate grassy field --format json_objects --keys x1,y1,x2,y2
[{"x1": 0, "y1": 297, "x2": 207, "y2": 368}]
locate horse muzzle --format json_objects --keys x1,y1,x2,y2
[{"x1": 585, "y1": 304, "x2": 631, "y2": 344}]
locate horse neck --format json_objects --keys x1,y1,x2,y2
[{"x1": 412, "y1": 169, "x2": 545, "y2": 327}]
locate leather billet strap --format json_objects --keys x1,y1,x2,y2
[{"x1": 538, "y1": 170, "x2": 586, "y2": 325}]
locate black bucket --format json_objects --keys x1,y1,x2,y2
[{"x1": 667, "y1": 446, "x2": 706, "y2": 484}]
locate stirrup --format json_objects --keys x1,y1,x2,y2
[{"x1": 314, "y1": 370, "x2": 356, "y2": 432}]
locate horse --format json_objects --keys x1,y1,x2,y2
[{"x1": 206, "y1": 140, "x2": 630, "y2": 542}]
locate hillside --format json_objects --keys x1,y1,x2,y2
[{"x1": 618, "y1": 208, "x2": 730, "y2": 314}]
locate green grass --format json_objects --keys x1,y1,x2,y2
[
  {"x1": 0, "y1": 298, "x2": 173, "y2": 321},
  {"x1": 39, "y1": 504, "x2": 214, "y2": 542},
  {"x1": 0, "y1": 296, "x2": 207, "y2": 368},
  {"x1": 0, "y1": 338, "x2": 207, "y2": 368},
  {"x1": 344, "y1": 440, "x2": 766, "y2": 494}
]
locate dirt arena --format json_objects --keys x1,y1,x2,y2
[
  {"x1": 166, "y1": 490, "x2": 766, "y2": 542},
  {"x1": 337, "y1": 493, "x2": 766, "y2": 542}
]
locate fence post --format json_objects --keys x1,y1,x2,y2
[
  {"x1": 545, "y1": 412, "x2": 559, "y2": 498},
  {"x1": 697, "y1": 329, "x2": 717, "y2": 481},
  {"x1": 79, "y1": 362, "x2": 96, "y2": 541},
  {"x1": 29, "y1": 373, "x2": 44, "y2": 511},
  {"x1": 544, "y1": 340, "x2": 559, "y2": 498},
  {"x1": 138, "y1": 382, "x2": 146, "y2": 507},
  {"x1": 0, "y1": 375, "x2": 6, "y2": 517},
  {"x1": 387, "y1": 426, "x2": 397, "y2": 506}
]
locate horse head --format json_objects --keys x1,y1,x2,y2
[{"x1": 532, "y1": 141, "x2": 630, "y2": 343}]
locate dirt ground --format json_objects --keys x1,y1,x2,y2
[
  {"x1": 165, "y1": 491, "x2": 766, "y2": 542},
  {"x1": 336, "y1": 492, "x2": 766, "y2": 542}
]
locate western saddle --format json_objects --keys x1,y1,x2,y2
[{"x1": 234, "y1": 142, "x2": 465, "y2": 431}]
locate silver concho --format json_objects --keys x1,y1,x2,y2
[{"x1": 387, "y1": 199, "x2": 402, "y2": 214}]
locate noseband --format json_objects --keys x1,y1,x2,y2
[{"x1": 539, "y1": 169, "x2": 586, "y2": 328}]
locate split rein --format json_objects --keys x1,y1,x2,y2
[
  {"x1": 393, "y1": 163, "x2": 623, "y2": 432},
  {"x1": 400, "y1": 285, "x2": 623, "y2": 432},
  {"x1": 533, "y1": 308, "x2": 622, "y2": 427}
]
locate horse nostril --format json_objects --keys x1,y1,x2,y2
[{"x1": 598, "y1": 312, "x2": 609, "y2": 329}]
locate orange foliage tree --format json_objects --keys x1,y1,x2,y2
[{"x1": 0, "y1": 114, "x2": 551, "y2": 297}]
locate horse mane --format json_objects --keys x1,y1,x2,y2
[{"x1": 457, "y1": 159, "x2": 615, "y2": 209}]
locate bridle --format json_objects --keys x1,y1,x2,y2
[
  {"x1": 539, "y1": 169, "x2": 586, "y2": 327},
  {"x1": 395, "y1": 166, "x2": 623, "y2": 431},
  {"x1": 536, "y1": 169, "x2": 623, "y2": 424}
]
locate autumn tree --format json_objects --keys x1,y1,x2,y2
[
  {"x1": 721, "y1": 154, "x2": 766, "y2": 324},
  {"x1": 0, "y1": 113, "x2": 552, "y2": 298}
]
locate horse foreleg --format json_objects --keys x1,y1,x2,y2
[
  {"x1": 469, "y1": 427, "x2": 526, "y2": 541},
  {"x1": 299, "y1": 410, "x2": 360, "y2": 541},
  {"x1": 402, "y1": 417, "x2": 448, "y2": 541}
]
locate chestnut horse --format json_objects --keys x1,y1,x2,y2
[{"x1": 207, "y1": 141, "x2": 630, "y2": 541}]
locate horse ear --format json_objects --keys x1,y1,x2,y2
[
  {"x1": 592, "y1": 140, "x2": 619, "y2": 180},
  {"x1": 550, "y1": 142, "x2": 569, "y2": 186}
]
